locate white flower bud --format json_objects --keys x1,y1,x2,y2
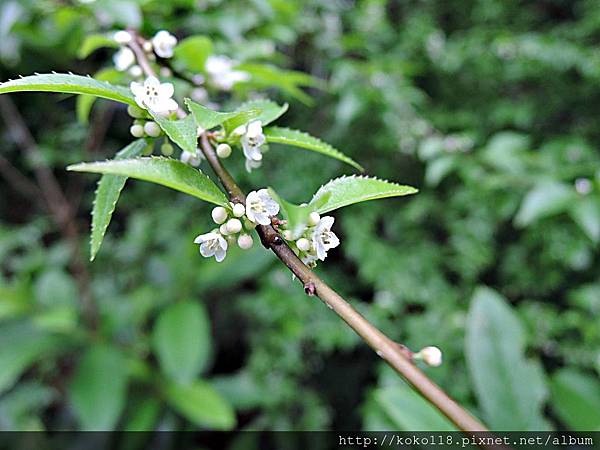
[
  {"x1": 114, "y1": 30, "x2": 132, "y2": 45},
  {"x1": 142, "y1": 41, "x2": 153, "y2": 52},
  {"x1": 308, "y1": 212, "x2": 321, "y2": 226},
  {"x1": 211, "y1": 206, "x2": 228, "y2": 224},
  {"x1": 296, "y1": 238, "x2": 311, "y2": 252},
  {"x1": 216, "y1": 143, "x2": 232, "y2": 159},
  {"x1": 282, "y1": 230, "x2": 293, "y2": 241},
  {"x1": 219, "y1": 223, "x2": 230, "y2": 235},
  {"x1": 232, "y1": 203, "x2": 245, "y2": 217},
  {"x1": 226, "y1": 218, "x2": 242, "y2": 234},
  {"x1": 237, "y1": 234, "x2": 254, "y2": 250},
  {"x1": 161, "y1": 142, "x2": 174, "y2": 156},
  {"x1": 232, "y1": 125, "x2": 246, "y2": 136},
  {"x1": 159, "y1": 67, "x2": 172, "y2": 78},
  {"x1": 130, "y1": 124, "x2": 145, "y2": 138},
  {"x1": 128, "y1": 65, "x2": 143, "y2": 78},
  {"x1": 144, "y1": 121, "x2": 162, "y2": 137},
  {"x1": 416, "y1": 346, "x2": 443, "y2": 367}
]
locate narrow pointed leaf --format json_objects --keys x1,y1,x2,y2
[
  {"x1": 90, "y1": 139, "x2": 147, "y2": 261},
  {"x1": 151, "y1": 113, "x2": 198, "y2": 154},
  {"x1": 185, "y1": 98, "x2": 245, "y2": 130},
  {"x1": 0, "y1": 73, "x2": 136, "y2": 106},
  {"x1": 265, "y1": 127, "x2": 363, "y2": 171},
  {"x1": 235, "y1": 99, "x2": 288, "y2": 126},
  {"x1": 310, "y1": 175, "x2": 418, "y2": 214},
  {"x1": 68, "y1": 157, "x2": 228, "y2": 207}
]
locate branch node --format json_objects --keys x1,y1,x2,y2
[{"x1": 304, "y1": 281, "x2": 316, "y2": 296}]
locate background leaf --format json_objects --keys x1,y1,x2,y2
[
  {"x1": 265, "y1": 127, "x2": 363, "y2": 171},
  {"x1": 549, "y1": 368, "x2": 600, "y2": 431},
  {"x1": 514, "y1": 181, "x2": 576, "y2": 227},
  {"x1": 310, "y1": 175, "x2": 418, "y2": 214},
  {"x1": 172, "y1": 36, "x2": 212, "y2": 73},
  {"x1": 90, "y1": 139, "x2": 147, "y2": 261},
  {"x1": 68, "y1": 157, "x2": 229, "y2": 207},
  {"x1": 152, "y1": 301, "x2": 211, "y2": 384},
  {"x1": 235, "y1": 99, "x2": 288, "y2": 126},
  {"x1": 69, "y1": 345, "x2": 128, "y2": 430},
  {"x1": 465, "y1": 287, "x2": 548, "y2": 430}
]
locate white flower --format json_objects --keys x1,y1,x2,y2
[
  {"x1": 194, "y1": 232, "x2": 228, "y2": 262},
  {"x1": 205, "y1": 55, "x2": 250, "y2": 91},
  {"x1": 245, "y1": 159, "x2": 262, "y2": 173},
  {"x1": 241, "y1": 120, "x2": 266, "y2": 172},
  {"x1": 113, "y1": 30, "x2": 132, "y2": 45},
  {"x1": 180, "y1": 150, "x2": 202, "y2": 167},
  {"x1": 312, "y1": 216, "x2": 340, "y2": 261},
  {"x1": 113, "y1": 47, "x2": 135, "y2": 71},
  {"x1": 152, "y1": 30, "x2": 177, "y2": 58},
  {"x1": 130, "y1": 76, "x2": 178, "y2": 114},
  {"x1": 416, "y1": 346, "x2": 443, "y2": 367},
  {"x1": 245, "y1": 189, "x2": 280, "y2": 225}
]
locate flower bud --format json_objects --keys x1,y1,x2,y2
[
  {"x1": 232, "y1": 125, "x2": 246, "y2": 136},
  {"x1": 159, "y1": 67, "x2": 172, "y2": 78},
  {"x1": 226, "y1": 218, "x2": 242, "y2": 234},
  {"x1": 129, "y1": 65, "x2": 143, "y2": 78},
  {"x1": 232, "y1": 203, "x2": 245, "y2": 217},
  {"x1": 211, "y1": 206, "x2": 228, "y2": 224},
  {"x1": 144, "y1": 121, "x2": 162, "y2": 137},
  {"x1": 114, "y1": 30, "x2": 132, "y2": 45},
  {"x1": 296, "y1": 238, "x2": 311, "y2": 252},
  {"x1": 416, "y1": 346, "x2": 442, "y2": 367},
  {"x1": 237, "y1": 234, "x2": 254, "y2": 250},
  {"x1": 127, "y1": 105, "x2": 145, "y2": 119},
  {"x1": 130, "y1": 124, "x2": 145, "y2": 138},
  {"x1": 161, "y1": 142, "x2": 174, "y2": 156},
  {"x1": 308, "y1": 212, "x2": 321, "y2": 226},
  {"x1": 219, "y1": 223, "x2": 230, "y2": 235},
  {"x1": 216, "y1": 143, "x2": 232, "y2": 159},
  {"x1": 142, "y1": 41, "x2": 153, "y2": 52},
  {"x1": 282, "y1": 230, "x2": 293, "y2": 241}
]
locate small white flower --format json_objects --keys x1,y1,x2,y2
[
  {"x1": 245, "y1": 189, "x2": 280, "y2": 225},
  {"x1": 211, "y1": 206, "x2": 228, "y2": 224},
  {"x1": 130, "y1": 76, "x2": 179, "y2": 114},
  {"x1": 180, "y1": 150, "x2": 202, "y2": 167},
  {"x1": 114, "y1": 47, "x2": 135, "y2": 71},
  {"x1": 194, "y1": 232, "x2": 228, "y2": 262},
  {"x1": 205, "y1": 55, "x2": 250, "y2": 91},
  {"x1": 312, "y1": 216, "x2": 340, "y2": 261},
  {"x1": 113, "y1": 30, "x2": 132, "y2": 45},
  {"x1": 416, "y1": 346, "x2": 443, "y2": 367},
  {"x1": 241, "y1": 121, "x2": 265, "y2": 172},
  {"x1": 152, "y1": 30, "x2": 177, "y2": 58},
  {"x1": 237, "y1": 234, "x2": 254, "y2": 250}
]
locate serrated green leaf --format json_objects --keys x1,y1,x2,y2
[
  {"x1": 76, "y1": 68, "x2": 124, "y2": 124},
  {"x1": 309, "y1": 175, "x2": 418, "y2": 214},
  {"x1": 172, "y1": 36, "x2": 212, "y2": 73},
  {"x1": 268, "y1": 188, "x2": 313, "y2": 239},
  {"x1": 0, "y1": 73, "x2": 136, "y2": 106},
  {"x1": 185, "y1": 98, "x2": 249, "y2": 131},
  {"x1": 222, "y1": 109, "x2": 262, "y2": 135},
  {"x1": 265, "y1": 127, "x2": 363, "y2": 171},
  {"x1": 235, "y1": 99, "x2": 288, "y2": 126},
  {"x1": 90, "y1": 139, "x2": 147, "y2": 261},
  {"x1": 152, "y1": 301, "x2": 211, "y2": 384},
  {"x1": 466, "y1": 287, "x2": 549, "y2": 430},
  {"x1": 68, "y1": 157, "x2": 228, "y2": 207},
  {"x1": 163, "y1": 380, "x2": 236, "y2": 430},
  {"x1": 150, "y1": 113, "x2": 198, "y2": 154},
  {"x1": 69, "y1": 345, "x2": 128, "y2": 430},
  {"x1": 78, "y1": 33, "x2": 119, "y2": 59}
]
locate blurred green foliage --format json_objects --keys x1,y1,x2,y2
[{"x1": 1, "y1": 0, "x2": 600, "y2": 434}]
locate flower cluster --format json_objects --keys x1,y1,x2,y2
[
  {"x1": 194, "y1": 189, "x2": 280, "y2": 262},
  {"x1": 282, "y1": 212, "x2": 340, "y2": 267},
  {"x1": 112, "y1": 30, "x2": 177, "y2": 78},
  {"x1": 227, "y1": 120, "x2": 267, "y2": 172},
  {"x1": 205, "y1": 55, "x2": 250, "y2": 91}
]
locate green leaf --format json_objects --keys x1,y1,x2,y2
[
  {"x1": 185, "y1": 98, "x2": 250, "y2": 131},
  {"x1": 367, "y1": 383, "x2": 457, "y2": 431},
  {"x1": 152, "y1": 301, "x2": 211, "y2": 384},
  {"x1": 78, "y1": 33, "x2": 119, "y2": 59},
  {"x1": 465, "y1": 287, "x2": 548, "y2": 430},
  {"x1": 0, "y1": 322, "x2": 65, "y2": 395},
  {"x1": 570, "y1": 197, "x2": 600, "y2": 243},
  {"x1": 150, "y1": 113, "x2": 198, "y2": 154},
  {"x1": 0, "y1": 73, "x2": 136, "y2": 106},
  {"x1": 268, "y1": 188, "x2": 313, "y2": 239},
  {"x1": 550, "y1": 368, "x2": 600, "y2": 431},
  {"x1": 89, "y1": 139, "x2": 147, "y2": 261},
  {"x1": 514, "y1": 181, "x2": 576, "y2": 227},
  {"x1": 265, "y1": 127, "x2": 363, "y2": 171},
  {"x1": 235, "y1": 99, "x2": 288, "y2": 126},
  {"x1": 163, "y1": 380, "x2": 236, "y2": 430},
  {"x1": 76, "y1": 68, "x2": 124, "y2": 124},
  {"x1": 309, "y1": 175, "x2": 418, "y2": 214},
  {"x1": 69, "y1": 345, "x2": 128, "y2": 430},
  {"x1": 68, "y1": 157, "x2": 228, "y2": 207},
  {"x1": 172, "y1": 36, "x2": 212, "y2": 73}
]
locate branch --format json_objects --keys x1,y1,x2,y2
[{"x1": 130, "y1": 34, "x2": 489, "y2": 434}]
